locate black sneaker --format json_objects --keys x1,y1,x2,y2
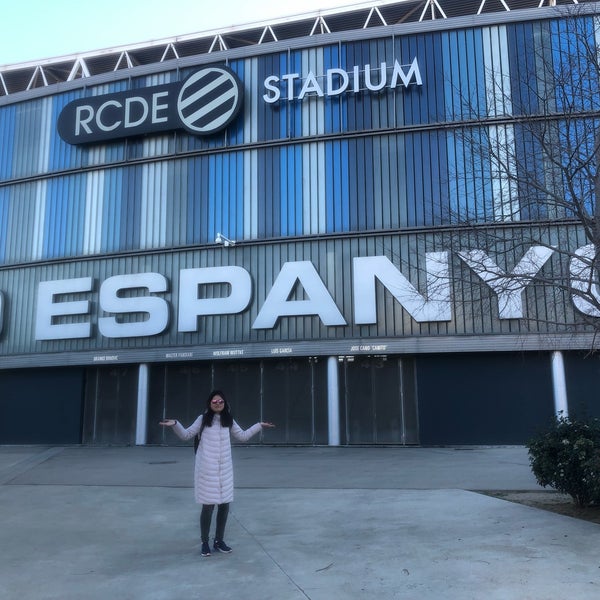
[
  {"x1": 201, "y1": 542, "x2": 211, "y2": 557},
  {"x1": 213, "y1": 540, "x2": 232, "y2": 553}
]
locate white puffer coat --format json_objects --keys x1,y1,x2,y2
[{"x1": 172, "y1": 415, "x2": 262, "y2": 505}]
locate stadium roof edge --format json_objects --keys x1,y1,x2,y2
[{"x1": 0, "y1": 0, "x2": 593, "y2": 98}]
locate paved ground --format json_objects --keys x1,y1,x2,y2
[{"x1": 1, "y1": 445, "x2": 600, "y2": 599}]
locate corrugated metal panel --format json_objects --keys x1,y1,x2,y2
[{"x1": 0, "y1": 225, "x2": 592, "y2": 359}]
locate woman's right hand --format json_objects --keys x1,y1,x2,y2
[{"x1": 159, "y1": 419, "x2": 176, "y2": 427}]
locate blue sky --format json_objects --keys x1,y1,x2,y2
[{"x1": 1, "y1": 0, "x2": 358, "y2": 66}]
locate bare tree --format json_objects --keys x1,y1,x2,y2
[{"x1": 445, "y1": 6, "x2": 600, "y2": 343}]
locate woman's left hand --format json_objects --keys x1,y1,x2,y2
[{"x1": 260, "y1": 422, "x2": 275, "y2": 428}]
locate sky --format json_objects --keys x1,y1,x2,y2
[{"x1": 1, "y1": 0, "x2": 364, "y2": 66}]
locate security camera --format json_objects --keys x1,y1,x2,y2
[{"x1": 215, "y1": 232, "x2": 236, "y2": 247}]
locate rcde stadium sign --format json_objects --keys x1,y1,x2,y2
[
  {"x1": 58, "y1": 66, "x2": 244, "y2": 144},
  {"x1": 58, "y1": 59, "x2": 423, "y2": 144}
]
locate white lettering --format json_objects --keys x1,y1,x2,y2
[
  {"x1": 364, "y1": 63, "x2": 387, "y2": 91},
  {"x1": 390, "y1": 58, "x2": 423, "y2": 88},
  {"x1": 30, "y1": 245, "x2": 591, "y2": 343},
  {"x1": 263, "y1": 75, "x2": 280, "y2": 104},
  {"x1": 75, "y1": 105, "x2": 94, "y2": 135},
  {"x1": 124, "y1": 97, "x2": 149, "y2": 128},
  {"x1": 263, "y1": 59, "x2": 423, "y2": 104},
  {"x1": 152, "y1": 91, "x2": 169, "y2": 123},
  {"x1": 96, "y1": 99, "x2": 122, "y2": 132},
  {"x1": 35, "y1": 277, "x2": 93, "y2": 340},
  {"x1": 353, "y1": 253, "x2": 451, "y2": 323},
  {"x1": 282, "y1": 73, "x2": 301, "y2": 100},
  {"x1": 253, "y1": 261, "x2": 346, "y2": 328},
  {"x1": 327, "y1": 68, "x2": 349, "y2": 96},
  {"x1": 569, "y1": 244, "x2": 600, "y2": 316},
  {"x1": 178, "y1": 266, "x2": 252, "y2": 332},
  {"x1": 298, "y1": 72, "x2": 324, "y2": 100},
  {"x1": 98, "y1": 273, "x2": 169, "y2": 338},
  {"x1": 458, "y1": 247, "x2": 554, "y2": 319}
]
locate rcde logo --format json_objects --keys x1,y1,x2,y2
[
  {"x1": 178, "y1": 68, "x2": 243, "y2": 134},
  {"x1": 58, "y1": 66, "x2": 244, "y2": 145}
]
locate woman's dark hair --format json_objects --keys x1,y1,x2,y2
[{"x1": 202, "y1": 389, "x2": 233, "y2": 428}]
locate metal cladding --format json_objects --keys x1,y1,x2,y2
[{"x1": 0, "y1": 1, "x2": 599, "y2": 368}]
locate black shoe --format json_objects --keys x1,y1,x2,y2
[
  {"x1": 213, "y1": 540, "x2": 232, "y2": 553},
  {"x1": 201, "y1": 542, "x2": 211, "y2": 557}
]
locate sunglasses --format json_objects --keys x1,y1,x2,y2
[{"x1": 211, "y1": 398, "x2": 225, "y2": 405}]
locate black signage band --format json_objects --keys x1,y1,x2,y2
[{"x1": 58, "y1": 66, "x2": 244, "y2": 145}]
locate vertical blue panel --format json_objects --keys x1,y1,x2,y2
[
  {"x1": 513, "y1": 123, "x2": 546, "y2": 220},
  {"x1": 257, "y1": 147, "x2": 281, "y2": 237},
  {"x1": 121, "y1": 165, "x2": 142, "y2": 250},
  {"x1": 0, "y1": 188, "x2": 8, "y2": 263},
  {"x1": 349, "y1": 41, "x2": 373, "y2": 132},
  {"x1": 472, "y1": 28, "x2": 487, "y2": 119},
  {"x1": 186, "y1": 156, "x2": 207, "y2": 245},
  {"x1": 552, "y1": 16, "x2": 599, "y2": 113},
  {"x1": 233, "y1": 152, "x2": 244, "y2": 241},
  {"x1": 421, "y1": 132, "x2": 433, "y2": 225},
  {"x1": 229, "y1": 59, "x2": 246, "y2": 146},
  {"x1": 280, "y1": 145, "x2": 303, "y2": 236},
  {"x1": 43, "y1": 175, "x2": 86, "y2": 259},
  {"x1": 323, "y1": 44, "x2": 345, "y2": 134},
  {"x1": 435, "y1": 129, "x2": 451, "y2": 225},
  {"x1": 101, "y1": 169, "x2": 123, "y2": 253},
  {"x1": 288, "y1": 50, "x2": 303, "y2": 138},
  {"x1": 325, "y1": 140, "x2": 349, "y2": 232},
  {"x1": 460, "y1": 28, "x2": 487, "y2": 120},
  {"x1": 280, "y1": 148, "x2": 289, "y2": 236},
  {"x1": 257, "y1": 52, "x2": 287, "y2": 143},
  {"x1": 12, "y1": 101, "x2": 42, "y2": 179},
  {"x1": 207, "y1": 154, "x2": 218, "y2": 243},
  {"x1": 347, "y1": 138, "x2": 374, "y2": 231},
  {"x1": 411, "y1": 133, "x2": 424, "y2": 225},
  {"x1": 49, "y1": 91, "x2": 82, "y2": 172},
  {"x1": 508, "y1": 22, "x2": 539, "y2": 116},
  {"x1": 0, "y1": 104, "x2": 16, "y2": 181},
  {"x1": 165, "y1": 158, "x2": 187, "y2": 248},
  {"x1": 398, "y1": 35, "x2": 421, "y2": 126}
]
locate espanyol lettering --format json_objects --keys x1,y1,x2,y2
[
  {"x1": 31, "y1": 245, "x2": 596, "y2": 342},
  {"x1": 58, "y1": 66, "x2": 244, "y2": 145},
  {"x1": 263, "y1": 58, "x2": 423, "y2": 104}
]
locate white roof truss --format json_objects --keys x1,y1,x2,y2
[
  {"x1": 0, "y1": 0, "x2": 589, "y2": 97},
  {"x1": 258, "y1": 25, "x2": 278, "y2": 44},
  {"x1": 478, "y1": 0, "x2": 512, "y2": 14},
  {"x1": 420, "y1": 0, "x2": 448, "y2": 20},
  {"x1": 364, "y1": 6, "x2": 388, "y2": 27}
]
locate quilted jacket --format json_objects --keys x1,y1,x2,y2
[{"x1": 172, "y1": 415, "x2": 262, "y2": 504}]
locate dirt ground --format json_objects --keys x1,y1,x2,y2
[{"x1": 482, "y1": 490, "x2": 600, "y2": 525}]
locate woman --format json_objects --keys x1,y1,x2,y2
[{"x1": 159, "y1": 390, "x2": 274, "y2": 557}]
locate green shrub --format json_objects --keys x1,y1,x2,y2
[{"x1": 526, "y1": 415, "x2": 600, "y2": 507}]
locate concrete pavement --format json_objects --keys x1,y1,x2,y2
[{"x1": 1, "y1": 445, "x2": 599, "y2": 599}]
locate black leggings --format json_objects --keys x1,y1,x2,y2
[{"x1": 200, "y1": 503, "x2": 230, "y2": 543}]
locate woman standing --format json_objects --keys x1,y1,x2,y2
[{"x1": 159, "y1": 390, "x2": 274, "y2": 557}]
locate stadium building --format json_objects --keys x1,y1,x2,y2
[{"x1": 1, "y1": 0, "x2": 599, "y2": 446}]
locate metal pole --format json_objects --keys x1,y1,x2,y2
[
  {"x1": 327, "y1": 356, "x2": 340, "y2": 446},
  {"x1": 551, "y1": 351, "x2": 568, "y2": 418},
  {"x1": 136, "y1": 363, "x2": 149, "y2": 445}
]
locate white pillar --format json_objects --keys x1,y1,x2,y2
[
  {"x1": 136, "y1": 363, "x2": 149, "y2": 445},
  {"x1": 551, "y1": 351, "x2": 568, "y2": 418},
  {"x1": 327, "y1": 356, "x2": 340, "y2": 446}
]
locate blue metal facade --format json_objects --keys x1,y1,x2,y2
[{"x1": 0, "y1": 16, "x2": 595, "y2": 266}]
